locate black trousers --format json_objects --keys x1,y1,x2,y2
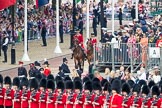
[
  {"x1": 2, "y1": 45, "x2": 8, "y2": 62},
  {"x1": 93, "y1": 27, "x2": 97, "y2": 36},
  {"x1": 119, "y1": 19, "x2": 122, "y2": 25},
  {"x1": 0, "y1": 105, "x2": 4, "y2": 108},
  {"x1": 5, "y1": 106, "x2": 12, "y2": 108},
  {"x1": 60, "y1": 33, "x2": 63, "y2": 42},
  {"x1": 42, "y1": 36, "x2": 47, "y2": 46}
]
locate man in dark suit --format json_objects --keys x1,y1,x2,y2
[
  {"x1": 41, "y1": 23, "x2": 47, "y2": 46},
  {"x1": 92, "y1": 15, "x2": 97, "y2": 36},
  {"x1": 131, "y1": 6, "x2": 136, "y2": 21},
  {"x1": 18, "y1": 61, "x2": 27, "y2": 77},
  {"x1": 59, "y1": 20, "x2": 64, "y2": 43},
  {"x1": 78, "y1": 17, "x2": 83, "y2": 35},
  {"x1": 61, "y1": 58, "x2": 70, "y2": 75},
  {"x1": 118, "y1": 8, "x2": 123, "y2": 26},
  {"x1": 2, "y1": 32, "x2": 9, "y2": 63}
]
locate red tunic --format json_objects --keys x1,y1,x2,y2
[
  {"x1": 21, "y1": 90, "x2": 30, "y2": 108},
  {"x1": 44, "y1": 68, "x2": 51, "y2": 77},
  {"x1": 122, "y1": 96, "x2": 132, "y2": 108},
  {"x1": 30, "y1": 91, "x2": 40, "y2": 108},
  {"x1": 39, "y1": 92, "x2": 47, "y2": 108},
  {"x1": 47, "y1": 92, "x2": 56, "y2": 108},
  {"x1": 4, "y1": 88, "x2": 14, "y2": 107},
  {"x1": 130, "y1": 96, "x2": 142, "y2": 108},
  {"x1": 13, "y1": 90, "x2": 22, "y2": 108},
  {"x1": 91, "y1": 38, "x2": 97, "y2": 46},
  {"x1": 55, "y1": 93, "x2": 66, "y2": 108},
  {"x1": 65, "y1": 93, "x2": 75, "y2": 108},
  {"x1": 0, "y1": 88, "x2": 5, "y2": 105},
  {"x1": 73, "y1": 34, "x2": 84, "y2": 49},
  {"x1": 83, "y1": 94, "x2": 94, "y2": 108},
  {"x1": 93, "y1": 95, "x2": 104, "y2": 108},
  {"x1": 149, "y1": 97, "x2": 161, "y2": 108},
  {"x1": 73, "y1": 93, "x2": 85, "y2": 108},
  {"x1": 109, "y1": 94, "x2": 123, "y2": 108}
]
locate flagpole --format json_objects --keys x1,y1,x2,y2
[
  {"x1": 54, "y1": 0, "x2": 62, "y2": 53},
  {"x1": 135, "y1": 0, "x2": 139, "y2": 21},
  {"x1": 86, "y1": 0, "x2": 90, "y2": 40},
  {"x1": 22, "y1": 0, "x2": 30, "y2": 61},
  {"x1": 112, "y1": 0, "x2": 115, "y2": 35}
]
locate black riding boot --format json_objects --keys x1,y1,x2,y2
[{"x1": 71, "y1": 54, "x2": 73, "y2": 59}]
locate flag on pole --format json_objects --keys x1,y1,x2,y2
[
  {"x1": 0, "y1": 0, "x2": 16, "y2": 10},
  {"x1": 36, "y1": 0, "x2": 49, "y2": 8},
  {"x1": 76, "y1": 0, "x2": 81, "y2": 3}
]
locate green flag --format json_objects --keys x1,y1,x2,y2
[{"x1": 76, "y1": 0, "x2": 81, "y2": 3}]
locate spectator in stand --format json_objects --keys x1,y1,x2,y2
[
  {"x1": 119, "y1": 66, "x2": 125, "y2": 80},
  {"x1": 137, "y1": 67, "x2": 146, "y2": 81},
  {"x1": 140, "y1": 33, "x2": 148, "y2": 67},
  {"x1": 43, "y1": 61, "x2": 51, "y2": 77},
  {"x1": 156, "y1": 33, "x2": 162, "y2": 47},
  {"x1": 18, "y1": 61, "x2": 27, "y2": 77},
  {"x1": 94, "y1": 71, "x2": 103, "y2": 81},
  {"x1": 152, "y1": 66, "x2": 161, "y2": 84},
  {"x1": 61, "y1": 57, "x2": 71, "y2": 75},
  {"x1": 104, "y1": 68, "x2": 111, "y2": 82}
]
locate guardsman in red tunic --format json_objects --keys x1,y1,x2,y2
[
  {"x1": 71, "y1": 29, "x2": 86, "y2": 59},
  {"x1": 73, "y1": 80, "x2": 84, "y2": 108},
  {"x1": 90, "y1": 33, "x2": 97, "y2": 46},
  {"x1": 55, "y1": 81, "x2": 66, "y2": 108},
  {"x1": 0, "y1": 75, "x2": 5, "y2": 108},
  {"x1": 109, "y1": 79, "x2": 123, "y2": 108},
  {"x1": 12, "y1": 77, "x2": 21, "y2": 108},
  {"x1": 130, "y1": 84, "x2": 142, "y2": 108},
  {"x1": 102, "y1": 82, "x2": 112, "y2": 108},
  {"x1": 21, "y1": 77, "x2": 30, "y2": 108},
  {"x1": 141, "y1": 85, "x2": 151, "y2": 108},
  {"x1": 121, "y1": 83, "x2": 132, "y2": 108},
  {"x1": 29, "y1": 78, "x2": 40, "y2": 108},
  {"x1": 39, "y1": 79, "x2": 47, "y2": 108},
  {"x1": 83, "y1": 81, "x2": 93, "y2": 108},
  {"x1": 46, "y1": 80, "x2": 56, "y2": 108},
  {"x1": 4, "y1": 76, "x2": 14, "y2": 108},
  {"x1": 150, "y1": 85, "x2": 161, "y2": 108},
  {"x1": 65, "y1": 80, "x2": 75, "y2": 108},
  {"x1": 92, "y1": 82, "x2": 104, "y2": 108}
]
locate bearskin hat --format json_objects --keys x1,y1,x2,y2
[
  {"x1": 152, "y1": 85, "x2": 160, "y2": 96},
  {"x1": 55, "y1": 76, "x2": 63, "y2": 83},
  {"x1": 132, "y1": 84, "x2": 141, "y2": 94},
  {"x1": 122, "y1": 83, "x2": 130, "y2": 94},
  {"x1": 64, "y1": 76, "x2": 71, "y2": 82},
  {"x1": 88, "y1": 74, "x2": 94, "y2": 80},
  {"x1": 127, "y1": 80, "x2": 135, "y2": 89},
  {"x1": 84, "y1": 81, "x2": 92, "y2": 92},
  {"x1": 47, "y1": 74, "x2": 55, "y2": 81},
  {"x1": 13, "y1": 77, "x2": 20, "y2": 87},
  {"x1": 29, "y1": 78, "x2": 38, "y2": 90},
  {"x1": 148, "y1": 80, "x2": 155, "y2": 89},
  {"x1": 141, "y1": 85, "x2": 150, "y2": 95},
  {"x1": 159, "y1": 80, "x2": 162, "y2": 93},
  {"x1": 4, "y1": 76, "x2": 11, "y2": 85},
  {"x1": 21, "y1": 77, "x2": 28, "y2": 88},
  {"x1": 103, "y1": 82, "x2": 111, "y2": 93},
  {"x1": 57, "y1": 81, "x2": 65, "y2": 91},
  {"x1": 47, "y1": 80, "x2": 55, "y2": 90},
  {"x1": 65, "y1": 80, "x2": 73, "y2": 90},
  {"x1": 138, "y1": 80, "x2": 147, "y2": 88},
  {"x1": 101, "y1": 79, "x2": 108, "y2": 87},
  {"x1": 93, "y1": 82, "x2": 102, "y2": 91},
  {"x1": 83, "y1": 77, "x2": 91, "y2": 84},
  {"x1": 73, "y1": 77, "x2": 82, "y2": 82},
  {"x1": 0, "y1": 74, "x2": 3, "y2": 84},
  {"x1": 74, "y1": 80, "x2": 82, "y2": 90},
  {"x1": 39, "y1": 78, "x2": 47, "y2": 89},
  {"x1": 111, "y1": 79, "x2": 121, "y2": 94},
  {"x1": 35, "y1": 73, "x2": 43, "y2": 83},
  {"x1": 92, "y1": 77, "x2": 100, "y2": 83}
]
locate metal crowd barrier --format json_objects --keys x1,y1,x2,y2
[{"x1": 93, "y1": 43, "x2": 160, "y2": 72}]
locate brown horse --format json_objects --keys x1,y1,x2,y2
[
  {"x1": 86, "y1": 39, "x2": 93, "y2": 65},
  {"x1": 72, "y1": 39, "x2": 85, "y2": 70}
]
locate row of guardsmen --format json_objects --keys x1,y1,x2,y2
[{"x1": 1, "y1": 74, "x2": 162, "y2": 108}]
